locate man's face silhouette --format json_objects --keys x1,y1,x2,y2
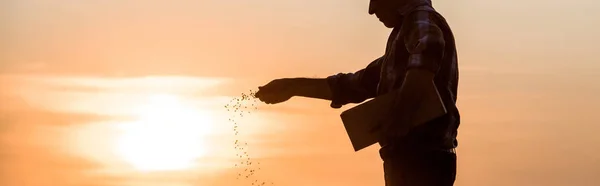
[{"x1": 368, "y1": 0, "x2": 402, "y2": 28}]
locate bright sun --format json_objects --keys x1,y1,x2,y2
[{"x1": 115, "y1": 94, "x2": 213, "y2": 172}]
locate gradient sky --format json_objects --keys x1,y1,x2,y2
[{"x1": 2, "y1": 0, "x2": 600, "y2": 186}]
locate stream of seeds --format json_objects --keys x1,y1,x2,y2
[{"x1": 224, "y1": 90, "x2": 274, "y2": 186}]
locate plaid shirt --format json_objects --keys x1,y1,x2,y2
[{"x1": 327, "y1": 5, "x2": 460, "y2": 152}]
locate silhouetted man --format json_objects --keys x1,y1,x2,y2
[{"x1": 254, "y1": 0, "x2": 459, "y2": 185}]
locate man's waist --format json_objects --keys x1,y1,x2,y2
[
  {"x1": 379, "y1": 142, "x2": 456, "y2": 160},
  {"x1": 378, "y1": 135, "x2": 457, "y2": 157},
  {"x1": 380, "y1": 143, "x2": 456, "y2": 152},
  {"x1": 379, "y1": 140, "x2": 456, "y2": 151}
]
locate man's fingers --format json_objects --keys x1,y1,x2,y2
[
  {"x1": 254, "y1": 90, "x2": 263, "y2": 98},
  {"x1": 255, "y1": 91, "x2": 273, "y2": 103},
  {"x1": 255, "y1": 87, "x2": 270, "y2": 98},
  {"x1": 256, "y1": 93, "x2": 286, "y2": 104}
]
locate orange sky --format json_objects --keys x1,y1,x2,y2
[{"x1": 2, "y1": 0, "x2": 600, "y2": 186}]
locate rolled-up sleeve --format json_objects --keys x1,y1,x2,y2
[
  {"x1": 326, "y1": 57, "x2": 382, "y2": 108},
  {"x1": 403, "y1": 10, "x2": 446, "y2": 73}
]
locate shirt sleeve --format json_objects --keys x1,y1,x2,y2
[
  {"x1": 326, "y1": 57, "x2": 383, "y2": 108},
  {"x1": 402, "y1": 10, "x2": 446, "y2": 73}
]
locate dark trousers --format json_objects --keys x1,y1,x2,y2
[{"x1": 381, "y1": 149, "x2": 457, "y2": 186}]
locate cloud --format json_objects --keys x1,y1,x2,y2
[
  {"x1": 0, "y1": 144, "x2": 127, "y2": 186},
  {"x1": 0, "y1": 87, "x2": 125, "y2": 128},
  {"x1": 0, "y1": 115, "x2": 126, "y2": 186}
]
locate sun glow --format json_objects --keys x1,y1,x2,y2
[{"x1": 115, "y1": 94, "x2": 213, "y2": 172}]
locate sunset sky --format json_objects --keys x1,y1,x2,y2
[{"x1": 2, "y1": 0, "x2": 600, "y2": 186}]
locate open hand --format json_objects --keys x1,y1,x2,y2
[{"x1": 255, "y1": 78, "x2": 298, "y2": 104}]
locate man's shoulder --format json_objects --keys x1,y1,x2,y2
[{"x1": 403, "y1": 6, "x2": 447, "y2": 27}]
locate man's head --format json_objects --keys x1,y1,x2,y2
[{"x1": 368, "y1": 0, "x2": 431, "y2": 28}]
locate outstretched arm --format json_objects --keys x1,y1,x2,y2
[
  {"x1": 288, "y1": 57, "x2": 383, "y2": 108},
  {"x1": 256, "y1": 57, "x2": 382, "y2": 105},
  {"x1": 286, "y1": 78, "x2": 333, "y2": 100}
]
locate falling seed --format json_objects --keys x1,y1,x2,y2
[{"x1": 226, "y1": 90, "x2": 275, "y2": 185}]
